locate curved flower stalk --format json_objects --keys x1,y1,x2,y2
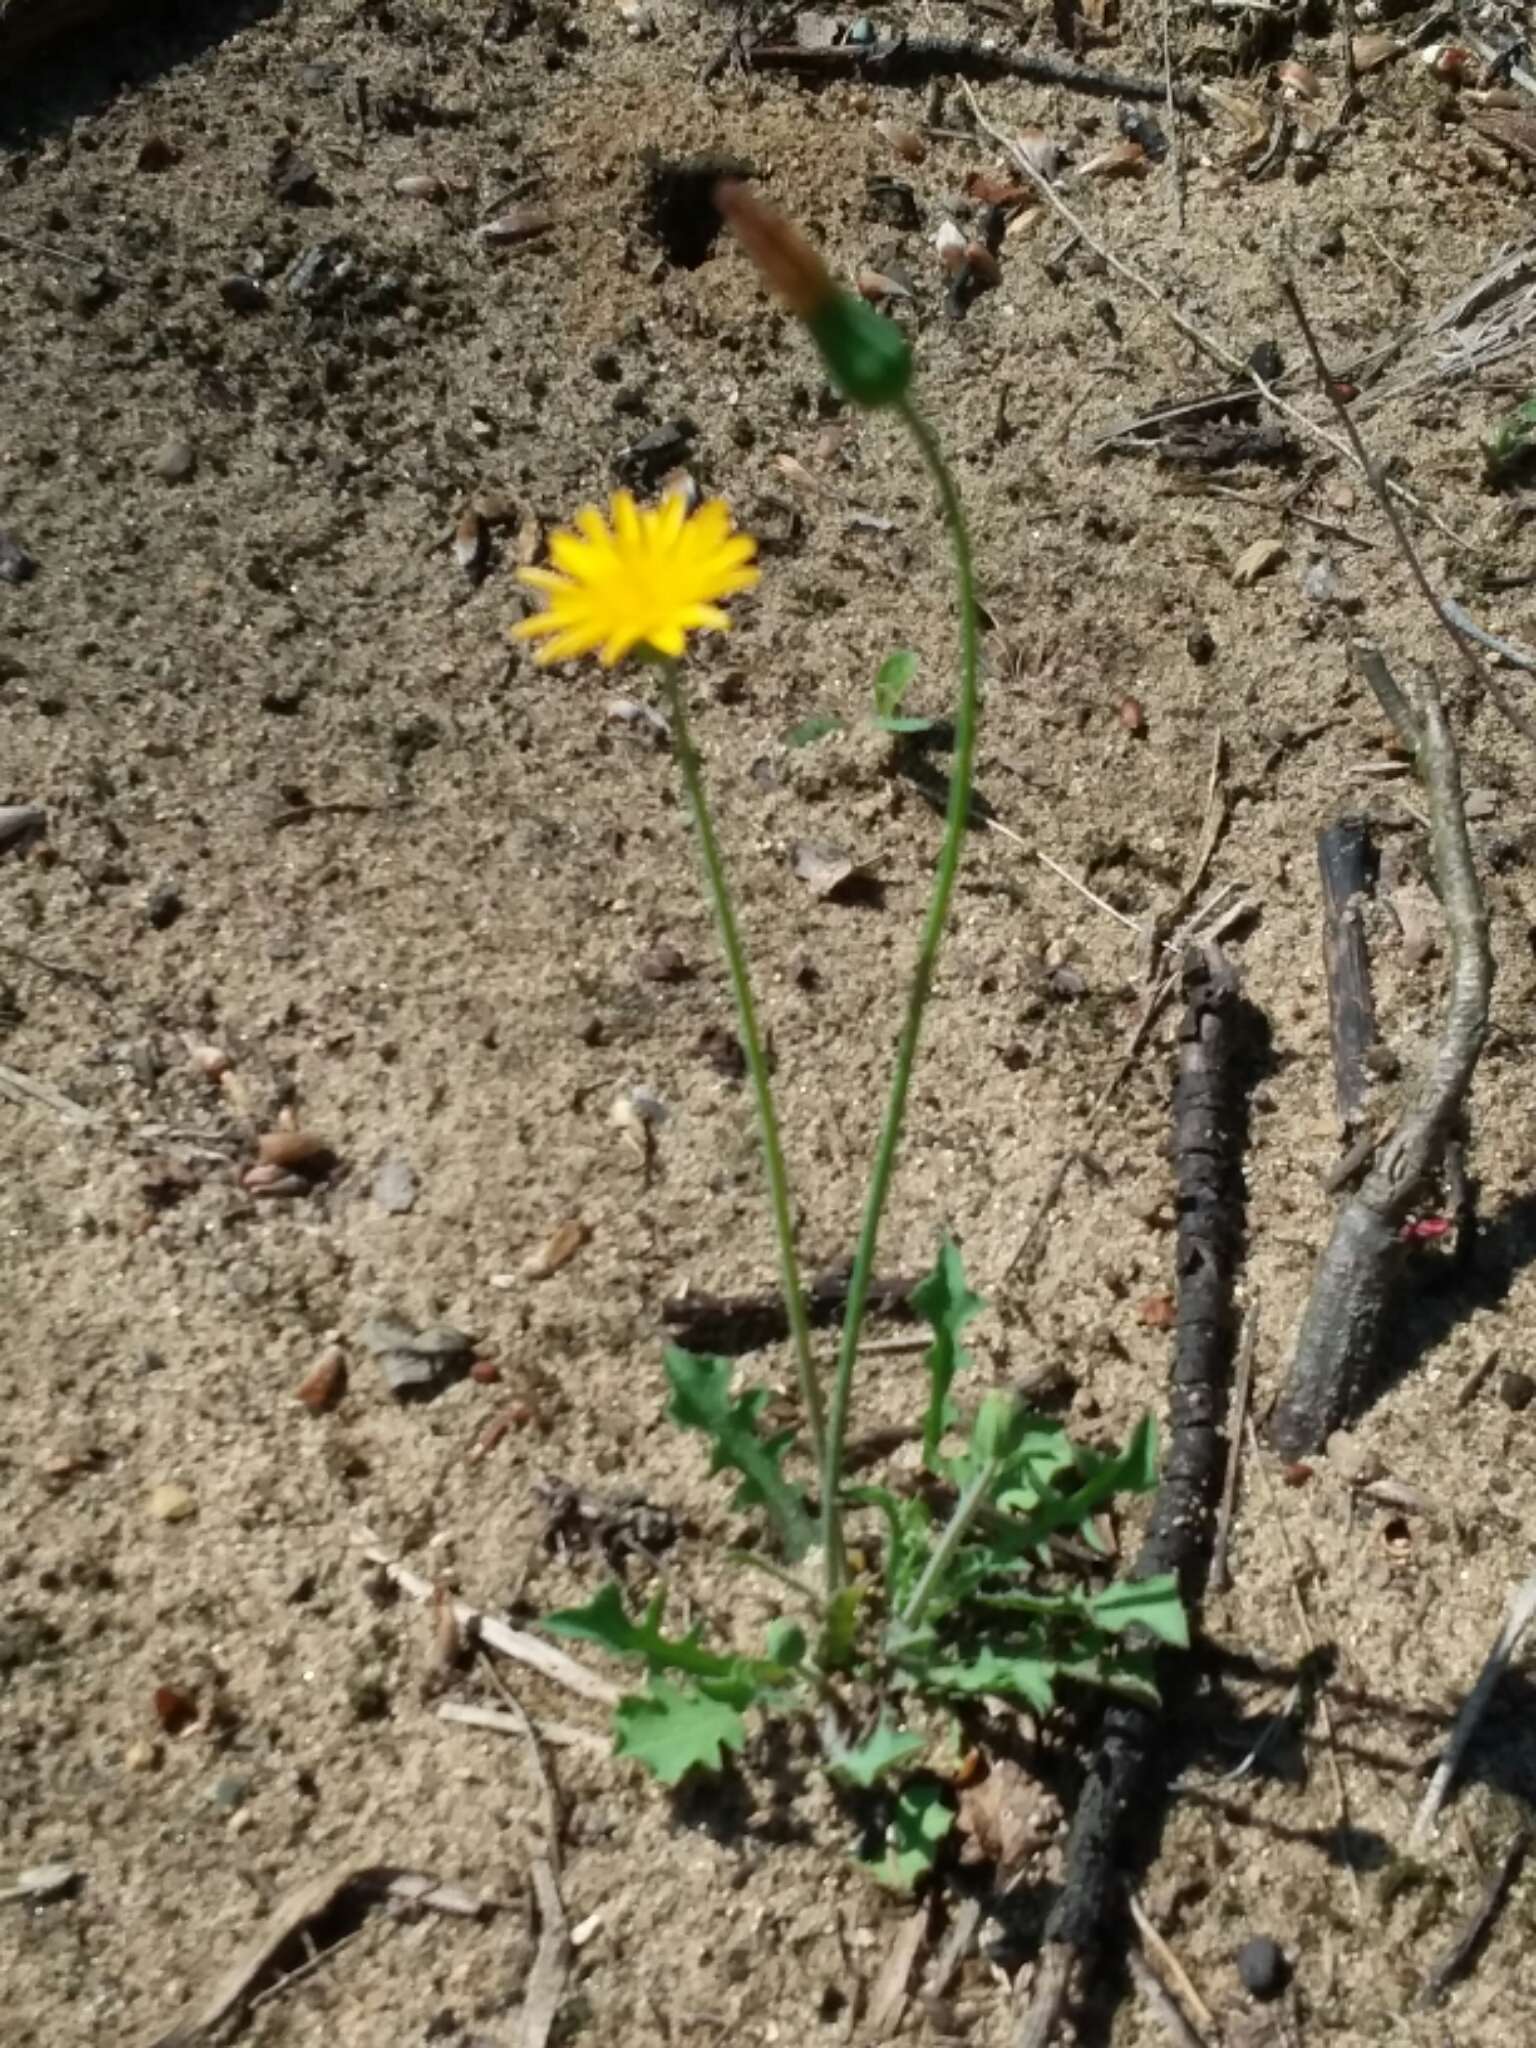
[
  {"x1": 717, "y1": 180, "x2": 982, "y2": 1592},
  {"x1": 512, "y1": 486, "x2": 826, "y2": 1472}
]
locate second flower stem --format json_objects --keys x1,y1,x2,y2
[
  {"x1": 660, "y1": 663, "x2": 826, "y2": 1473},
  {"x1": 819, "y1": 397, "x2": 981, "y2": 1594}
]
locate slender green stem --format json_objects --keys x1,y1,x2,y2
[
  {"x1": 893, "y1": 1459, "x2": 998, "y2": 1637},
  {"x1": 659, "y1": 664, "x2": 826, "y2": 1469},
  {"x1": 820, "y1": 396, "x2": 982, "y2": 1595}
]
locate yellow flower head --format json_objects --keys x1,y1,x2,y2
[{"x1": 512, "y1": 489, "x2": 759, "y2": 667}]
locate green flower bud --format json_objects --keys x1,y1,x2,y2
[{"x1": 806, "y1": 291, "x2": 913, "y2": 411}]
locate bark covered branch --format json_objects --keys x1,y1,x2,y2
[{"x1": 1015, "y1": 946, "x2": 1246, "y2": 2047}]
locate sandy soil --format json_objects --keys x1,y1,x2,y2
[{"x1": 5, "y1": 1, "x2": 1536, "y2": 2043}]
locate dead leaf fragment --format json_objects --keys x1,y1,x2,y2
[
  {"x1": 876, "y1": 120, "x2": 927, "y2": 165},
  {"x1": 1232, "y1": 536, "x2": 1286, "y2": 588},
  {"x1": 1275, "y1": 60, "x2": 1322, "y2": 100},
  {"x1": 256, "y1": 1130, "x2": 334, "y2": 1173},
  {"x1": 1204, "y1": 86, "x2": 1269, "y2": 150},
  {"x1": 1466, "y1": 108, "x2": 1536, "y2": 167},
  {"x1": 453, "y1": 507, "x2": 488, "y2": 583},
  {"x1": 956, "y1": 1759, "x2": 1056, "y2": 1870},
  {"x1": 524, "y1": 1218, "x2": 591, "y2": 1280},
  {"x1": 965, "y1": 170, "x2": 1034, "y2": 208},
  {"x1": 152, "y1": 1684, "x2": 199, "y2": 1735},
  {"x1": 1135, "y1": 1290, "x2": 1177, "y2": 1331},
  {"x1": 1078, "y1": 139, "x2": 1147, "y2": 180},
  {"x1": 294, "y1": 1349, "x2": 347, "y2": 1413},
  {"x1": 1014, "y1": 125, "x2": 1063, "y2": 180},
  {"x1": 790, "y1": 839, "x2": 863, "y2": 900},
  {"x1": 1351, "y1": 33, "x2": 1400, "y2": 72},
  {"x1": 934, "y1": 219, "x2": 969, "y2": 276},
  {"x1": 964, "y1": 241, "x2": 1002, "y2": 287},
  {"x1": 478, "y1": 206, "x2": 555, "y2": 245},
  {"x1": 858, "y1": 266, "x2": 913, "y2": 305}
]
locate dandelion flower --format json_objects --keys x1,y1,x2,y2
[{"x1": 511, "y1": 489, "x2": 759, "y2": 667}]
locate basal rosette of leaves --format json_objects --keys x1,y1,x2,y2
[{"x1": 546, "y1": 1242, "x2": 1186, "y2": 1887}]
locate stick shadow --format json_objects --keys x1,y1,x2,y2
[
  {"x1": 1361, "y1": 1187, "x2": 1536, "y2": 1417},
  {"x1": 0, "y1": 1, "x2": 283, "y2": 145}
]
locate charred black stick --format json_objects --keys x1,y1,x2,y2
[
  {"x1": 746, "y1": 38, "x2": 1202, "y2": 111},
  {"x1": 1270, "y1": 649, "x2": 1491, "y2": 1455},
  {"x1": 1318, "y1": 816, "x2": 1379, "y2": 1135},
  {"x1": 662, "y1": 1266, "x2": 920, "y2": 1355},
  {"x1": 1015, "y1": 947, "x2": 1244, "y2": 2048}
]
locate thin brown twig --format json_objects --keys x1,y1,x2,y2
[
  {"x1": 1126, "y1": 1945, "x2": 1213, "y2": 2048},
  {"x1": 1412, "y1": 1568, "x2": 1536, "y2": 1845},
  {"x1": 960, "y1": 85, "x2": 1469, "y2": 551},
  {"x1": 478, "y1": 1650, "x2": 566, "y2": 1876},
  {"x1": 1279, "y1": 275, "x2": 1536, "y2": 748},
  {"x1": 1210, "y1": 1292, "x2": 1259, "y2": 1593},
  {"x1": 1416, "y1": 1829, "x2": 1530, "y2": 2007},
  {"x1": 1127, "y1": 1892, "x2": 1217, "y2": 2034}
]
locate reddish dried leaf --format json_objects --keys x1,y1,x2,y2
[
  {"x1": 153, "y1": 1684, "x2": 199, "y2": 1736},
  {"x1": 1135, "y1": 1290, "x2": 1177, "y2": 1331},
  {"x1": 523, "y1": 1217, "x2": 591, "y2": 1279},
  {"x1": 294, "y1": 1349, "x2": 347, "y2": 1413}
]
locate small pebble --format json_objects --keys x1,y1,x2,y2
[
  {"x1": 148, "y1": 1482, "x2": 196, "y2": 1523},
  {"x1": 124, "y1": 1738, "x2": 160, "y2": 1772},
  {"x1": 145, "y1": 883, "x2": 184, "y2": 930},
  {"x1": 0, "y1": 529, "x2": 38, "y2": 585},
  {"x1": 373, "y1": 1158, "x2": 419, "y2": 1213},
  {"x1": 150, "y1": 435, "x2": 196, "y2": 483},
  {"x1": 1236, "y1": 1935, "x2": 1288, "y2": 2000},
  {"x1": 635, "y1": 942, "x2": 691, "y2": 984},
  {"x1": 218, "y1": 273, "x2": 268, "y2": 314},
  {"x1": 209, "y1": 1774, "x2": 250, "y2": 1812},
  {"x1": 1499, "y1": 1368, "x2": 1535, "y2": 1412}
]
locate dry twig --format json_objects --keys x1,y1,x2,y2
[
  {"x1": 1269, "y1": 661, "x2": 1491, "y2": 1451},
  {"x1": 358, "y1": 1538, "x2": 620, "y2": 1706},
  {"x1": 1013, "y1": 950, "x2": 1246, "y2": 2047},
  {"x1": 140, "y1": 1863, "x2": 493, "y2": 2048},
  {"x1": 1210, "y1": 1292, "x2": 1259, "y2": 1593},
  {"x1": 1411, "y1": 1568, "x2": 1536, "y2": 1846},
  {"x1": 959, "y1": 86, "x2": 1467, "y2": 549},
  {"x1": 519, "y1": 1857, "x2": 572, "y2": 2048},
  {"x1": 1280, "y1": 275, "x2": 1536, "y2": 748},
  {"x1": 1416, "y1": 1828, "x2": 1530, "y2": 2007}
]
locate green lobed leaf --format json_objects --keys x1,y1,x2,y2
[
  {"x1": 1087, "y1": 1573, "x2": 1188, "y2": 1648},
  {"x1": 904, "y1": 1642, "x2": 1058, "y2": 1712},
  {"x1": 870, "y1": 713, "x2": 940, "y2": 736},
  {"x1": 785, "y1": 711, "x2": 845, "y2": 748},
  {"x1": 873, "y1": 649, "x2": 920, "y2": 717},
  {"x1": 1010, "y1": 1414, "x2": 1160, "y2": 1551},
  {"x1": 912, "y1": 1240, "x2": 985, "y2": 1473},
  {"x1": 860, "y1": 1778, "x2": 955, "y2": 1891},
  {"x1": 827, "y1": 1716, "x2": 926, "y2": 1789},
  {"x1": 663, "y1": 1345, "x2": 814, "y2": 1561},
  {"x1": 764, "y1": 1618, "x2": 808, "y2": 1668},
  {"x1": 614, "y1": 1679, "x2": 747, "y2": 1784},
  {"x1": 543, "y1": 1584, "x2": 781, "y2": 1706}
]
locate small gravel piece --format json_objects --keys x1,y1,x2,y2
[
  {"x1": 373, "y1": 1158, "x2": 419, "y2": 1213},
  {"x1": 1499, "y1": 1369, "x2": 1535, "y2": 1413},
  {"x1": 1236, "y1": 1935, "x2": 1288, "y2": 2000}
]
